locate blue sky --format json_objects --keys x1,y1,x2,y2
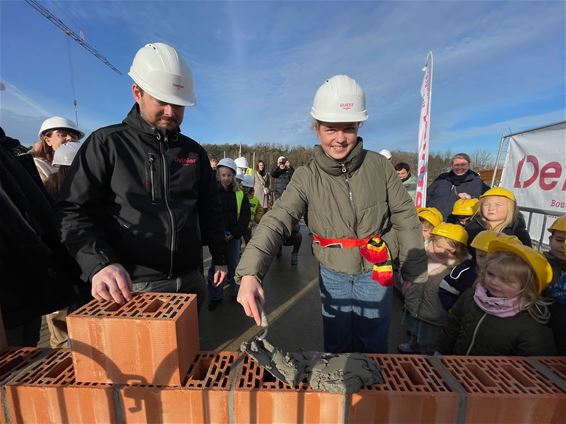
[{"x1": 1, "y1": 0, "x2": 564, "y2": 157}]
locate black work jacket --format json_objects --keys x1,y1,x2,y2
[{"x1": 57, "y1": 105, "x2": 227, "y2": 282}]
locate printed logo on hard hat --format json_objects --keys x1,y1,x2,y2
[
  {"x1": 340, "y1": 102, "x2": 354, "y2": 110},
  {"x1": 172, "y1": 83, "x2": 185, "y2": 90}
]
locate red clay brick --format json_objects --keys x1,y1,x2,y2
[
  {"x1": 233, "y1": 353, "x2": 344, "y2": 424},
  {"x1": 441, "y1": 356, "x2": 565, "y2": 423},
  {"x1": 349, "y1": 354, "x2": 460, "y2": 424},
  {"x1": 67, "y1": 292, "x2": 199, "y2": 386},
  {"x1": 119, "y1": 351, "x2": 236, "y2": 423},
  {"x1": 4, "y1": 349, "x2": 116, "y2": 423},
  {"x1": 533, "y1": 357, "x2": 566, "y2": 384},
  {"x1": 0, "y1": 348, "x2": 48, "y2": 424}
]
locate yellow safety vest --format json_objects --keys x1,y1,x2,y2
[{"x1": 235, "y1": 190, "x2": 244, "y2": 218}]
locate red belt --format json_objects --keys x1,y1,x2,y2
[{"x1": 312, "y1": 233, "x2": 374, "y2": 248}]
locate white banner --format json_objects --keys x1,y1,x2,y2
[
  {"x1": 499, "y1": 122, "x2": 566, "y2": 244},
  {"x1": 415, "y1": 52, "x2": 433, "y2": 208}
]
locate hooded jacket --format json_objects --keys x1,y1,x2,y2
[
  {"x1": 57, "y1": 105, "x2": 227, "y2": 283},
  {"x1": 426, "y1": 170, "x2": 489, "y2": 219},
  {"x1": 236, "y1": 140, "x2": 427, "y2": 282}
]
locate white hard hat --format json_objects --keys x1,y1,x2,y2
[
  {"x1": 277, "y1": 156, "x2": 287, "y2": 163},
  {"x1": 241, "y1": 174, "x2": 254, "y2": 188},
  {"x1": 235, "y1": 173, "x2": 245, "y2": 181},
  {"x1": 38, "y1": 116, "x2": 84, "y2": 139},
  {"x1": 129, "y1": 42, "x2": 196, "y2": 107},
  {"x1": 217, "y1": 158, "x2": 237, "y2": 173},
  {"x1": 234, "y1": 156, "x2": 249, "y2": 169},
  {"x1": 379, "y1": 149, "x2": 392, "y2": 160},
  {"x1": 310, "y1": 75, "x2": 368, "y2": 123},
  {"x1": 52, "y1": 142, "x2": 81, "y2": 166}
]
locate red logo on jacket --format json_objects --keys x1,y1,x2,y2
[{"x1": 174, "y1": 153, "x2": 198, "y2": 165}]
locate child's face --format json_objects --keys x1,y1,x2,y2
[
  {"x1": 427, "y1": 237, "x2": 457, "y2": 264},
  {"x1": 475, "y1": 250, "x2": 489, "y2": 269},
  {"x1": 217, "y1": 167, "x2": 235, "y2": 188},
  {"x1": 481, "y1": 196, "x2": 508, "y2": 223},
  {"x1": 483, "y1": 265, "x2": 522, "y2": 298},
  {"x1": 549, "y1": 230, "x2": 566, "y2": 260},
  {"x1": 421, "y1": 221, "x2": 433, "y2": 241}
]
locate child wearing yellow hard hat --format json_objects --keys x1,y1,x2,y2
[
  {"x1": 543, "y1": 215, "x2": 566, "y2": 354},
  {"x1": 466, "y1": 187, "x2": 532, "y2": 256},
  {"x1": 400, "y1": 223, "x2": 470, "y2": 354},
  {"x1": 416, "y1": 207, "x2": 443, "y2": 244},
  {"x1": 437, "y1": 238, "x2": 556, "y2": 356},
  {"x1": 447, "y1": 198, "x2": 478, "y2": 227}
]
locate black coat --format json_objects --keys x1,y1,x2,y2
[
  {"x1": 0, "y1": 132, "x2": 78, "y2": 329},
  {"x1": 57, "y1": 105, "x2": 227, "y2": 283},
  {"x1": 426, "y1": 170, "x2": 489, "y2": 219},
  {"x1": 437, "y1": 289, "x2": 556, "y2": 356},
  {"x1": 465, "y1": 214, "x2": 532, "y2": 257},
  {"x1": 218, "y1": 186, "x2": 251, "y2": 239}
]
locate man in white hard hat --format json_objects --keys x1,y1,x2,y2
[
  {"x1": 57, "y1": 42, "x2": 227, "y2": 310},
  {"x1": 236, "y1": 75, "x2": 427, "y2": 354}
]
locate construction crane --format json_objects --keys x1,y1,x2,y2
[
  {"x1": 24, "y1": 0, "x2": 121, "y2": 75},
  {"x1": 24, "y1": 0, "x2": 122, "y2": 126}
]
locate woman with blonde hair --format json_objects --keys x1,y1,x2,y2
[{"x1": 32, "y1": 116, "x2": 83, "y2": 183}]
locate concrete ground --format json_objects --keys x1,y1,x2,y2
[{"x1": 39, "y1": 225, "x2": 406, "y2": 353}]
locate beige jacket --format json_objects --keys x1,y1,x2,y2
[{"x1": 236, "y1": 141, "x2": 427, "y2": 283}]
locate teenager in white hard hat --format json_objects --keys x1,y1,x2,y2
[
  {"x1": 32, "y1": 116, "x2": 84, "y2": 183},
  {"x1": 236, "y1": 75, "x2": 427, "y2": 353},
  {"x1": 57, "y1": 42, "x2": 227, "y2": 310}
]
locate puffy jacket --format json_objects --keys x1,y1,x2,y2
[
  {"x1": 57, "y1": 105, "x2": 227, "y2": 283},
  {"x1": 270, "y1": 166, "x2": 294, "y2": 200},
  {"x1": 427, "y1": 170, "x2": 489, "y2": 219},
  {"x1": 403, "y1": 263, "x2": 451, "y2": 326},
  {"x1": 437, "y1": 288, "x2": 556, "y2": 356},
  {"x1": 237, "y1": 140, "x2": 428, "y2": 281}
]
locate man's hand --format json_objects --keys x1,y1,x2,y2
[
  {"x1": 458, "y1": 192, "x2": 472, "y2": 200},
  {"x1": 237, "y1": 275, "x2": 265, "y2": 326},
  {"x1": 91, "y1": 263, "x2": 133, "y2": 304},
  {"x1": 212, "y1": 265, "x2": 227, "y2": 287}
]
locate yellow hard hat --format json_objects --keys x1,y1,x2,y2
[
  {"x1": 488, "y1": 240, "x2": 553, "y2": 293},
  {"x1": 452, "y1": 198, "x2": 479, "y2": 216},
  {"x1": 480, "y1": 187, "x2": 516, "y2": 202},
  {"x1": 431, "y1": 222, "x2": 469, "y2": 245},
  {"x1": 548, "y1": 216, "x2": 566, "y2": 233},
  {"x1": 471, "y1": 231, "x2": 522, "y2": 252},
  {"x1": 417, "y1": 207, "x2": 443, "y2": 227}
]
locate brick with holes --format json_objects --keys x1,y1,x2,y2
[
  {"x1": 119, "y1": 351, "x2": 237, "y2": 423},
  {"x1": 440, "y1": 356, "x2": 565, "y2": 423},
  {"x1": 349, "y1": 354, "x2": 460, "y2": 423},
  {"x1": 4, "y1": 349, "x2": 116, "y2": 423},
  {"x1": 67, "y1": 292, "x2": 199, "y2": 386},
  {"x1": 233, "y1": 353, "x2": 344, "y2": 423}
]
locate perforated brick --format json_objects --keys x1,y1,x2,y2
[
  {"x1": 233, "y1": 353, "x2": 344, "y2": 424},
  {"x1": 0, "y1": 348, "x2": 47, "y2": 424},
  {"x1": 349, "y1": 354, "x2": 459, "y2": 424},
  {"x1": 534, "y1": 357, "x2": 566, "y2": 384},
  {"x1": 4, "y1": 349, "x2": 116, "y2": 423},
  {"x1": 67, "y1": 292, "x2": 199, "y2": 386},
  {"x1": 441, "y1": 356, "x2": 566, "y2": 423},
  {"x1": 119, "y1": 351, "x2": 237, "y2": 423}
]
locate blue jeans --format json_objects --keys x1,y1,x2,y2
[
  {"x1": 319, "y1": 264, "x2": 393, "y2": 353},
  {"x1": 207, "y1": 238, "x2": 240, "y2": 301}
]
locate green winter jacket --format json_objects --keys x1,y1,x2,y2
[{"x1": 236, "y1": 140, "x2": 427, "y2": 282}]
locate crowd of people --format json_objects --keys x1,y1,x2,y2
[{"x1": 1, "y1": 42, "x2": 563, "y2": 358}]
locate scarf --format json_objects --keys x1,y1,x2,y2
[
  {"x1": 473, "y1": 284, "x2": 524, "y2": 318},
  {"x1": 450, "y1": 171, "x2": 469, "y2": 186}
]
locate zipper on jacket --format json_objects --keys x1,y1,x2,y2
[
  {"x1": 148, "y1": 153, "x2": 157, "y2": 204},
  {"x1": 341, "y1": 163, "x2": 358, "y2": 236},
  {"x1": 465, "y1": 312, "x2": 487, "y2": 355},
  {"x1": 157, "y1": 131, "x2": 176, "y2": 279}
]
